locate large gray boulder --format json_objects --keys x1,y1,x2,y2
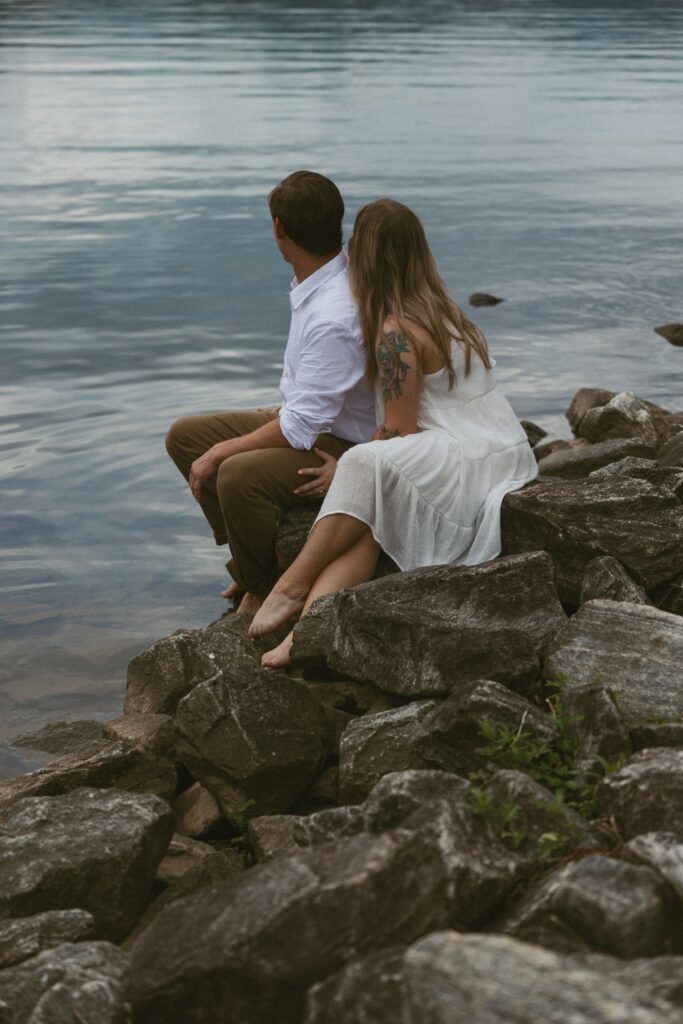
[
  {"x1": 577, "y1": 392, "x2": 671, "y2": 448},
  {"x1": 128, "y1": 827, "x2": 449, "y2": 1024},
  {"x1": 337, "y1": 701, "x2": 439, "y2": 804},
  {"x1": 0, "y1": 941, "x2": 130, "y2": 1024},
  {"x1": 174, "y1": 665, "x2": 330, "y2": 819},
  {"x1": 0, "y1": 910, "x2": 94, "y2": 969},
  {"x1": 545, "y1": 600, "x2": 683, "y2": 725},
  {"x1": 501, "y1": 477, "x2": 683, "y2": 605},
  {"x1": 0, "y1": 741, "x2": 176, "y2": 813},
  {"x1": 292, "y1": 552, "x2": 566, "y2": 697},
  {"x1": 596, "y1": 749, "x2": 683, "y2": 839},
  {"x1": 0, "y1": 788, "x2": 173, "y2": 941},
  {"x1": 537, "y1": 437, "x2": 657, "y2": 479},
  {"x1": 493, "y1": 854, "x2": 680, "y2": 956},
  {"x1": 304, "y1": 931, "x2": 679, "y2": 1024},
  {"x1": 125, "y1": 613, "x2": 261, "y2": 716}
]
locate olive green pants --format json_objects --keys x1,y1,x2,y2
[{"x1": 165, "y1": 409, "x2": 354, "y2": 595}]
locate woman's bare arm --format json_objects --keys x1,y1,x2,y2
[{"x1": 373, "y1": 326, "x2": 421, "y2": 440}]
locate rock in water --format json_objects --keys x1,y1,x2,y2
[
  {"x1": 565, "y1": 388, "x2": 616, "y2": 436},
  {"x1": 305, "y1": 931, "x2": 679, "y2": 1023},
  {"x1": 0, "y1": 788, "x2": 173, "y2": 941},
  {"x1": 128, "y1": 828, "x2": 449, "y2": 1024},
  {"x1": 577, "y1": 392, "x2": 670, "y2": 447},
  {"x1": 545, "y1": 600, "x2": 683, "y2": 725},
  {"x1": 520, "y1": 420, "x2": 547, "y2": 447},
  {"x1": 0, "y1": 941, "x2": 130, "y2": 1024},
  {"x1": 468, "y1": 292, "x2": 504, "y2": 306},
  {"x1": 596, "y1": 749, "x2": 683, "y2": 840},
  {"x1": 174, "y1": 665, "x2": 330, "y2": 819},
  {"x1": 655, "y1": 323, "x2": 683, "y2": 347},
  {"x1": 501, "y1": 477, "x2": 683, "y2": 605},
  {"x1": 292, "y1": 552, "x2": 566, "y2": 697}
]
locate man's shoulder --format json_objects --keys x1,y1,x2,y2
[{"x1": 307, "y1": 268, "x2": 359, "y2": 331}]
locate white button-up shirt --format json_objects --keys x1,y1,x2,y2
[{"x1": 278, "y1": 250, "x2": 376, "y2": 450}]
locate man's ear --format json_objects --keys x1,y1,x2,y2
[{"x1": 273, "y1": 216, "x2": 287, "y2": 241}]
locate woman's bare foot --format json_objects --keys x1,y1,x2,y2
[
  {"x1": 221, "y1": 580, "x2": 241, "y2": 600},
  {"x1": 261, "y1": 632, "x2": 294, "y2": 669},
  {"x1": 237, "y1": 592, "x2": 263, "y2": 615},
  {"x1": 248, "y1": 583, "x2": 307, "y2": 637}
]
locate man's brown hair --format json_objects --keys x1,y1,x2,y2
[{"x1": 268, "y1": 171, "x2": 344, "y2": 257}]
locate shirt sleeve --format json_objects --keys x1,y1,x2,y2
[{"x1": 279, "y1": 317, "x2": 366, "y2": 450}]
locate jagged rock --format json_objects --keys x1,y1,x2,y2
[
  {"x1": 338, "y1": 702, "x2": 439, "y2": 804},
  {"x1": 537, "y1": 437, "x2": 657, "y2": 478},
  {"x1": 631, "y1": 722, "x2": 683, "y2": 751},
  {"x1": 103, "y1": 713, "x2": 174, "y2": 758},
  {"x1": 276, "y1": 507, "x2": 398, "y2": 577},
  {"x1": 589, "y1": 456, "x2": 683, "y2": 499},
  {"x1": 172, "y1": 782, "x2": 223, "y2": 839},
  {"x1": 655, "y1": 323, "x2": 683, "y2": 347},
  {"x1": 579, "y1": 555, "x2": 650, "y2": 606},
  {"x1": 305, "y1": 931, "x2": 679, "y2": 1024},
  {"x1": 128, "y1": 828, "x2": 449, "y2": 1024},
  {"x1": 534, "y1": 438, "x2": 571, "y2": 461},
  {"x1": 11, "y1": 720, "x2": 105, "y2": 758},
  {"x1": 520, "y1": 420, "x2": 547, "y2": 447},
  {"x1": 545, "y1": 600, "x2": 683, "y2": 725},
  {"x1": 0, "y1": 741, "x2": 176, "y2": 813},
  {"x1": 247, "y1": 815, "x2": 300, "y2": 862},
  {"x1": 565, "y1": 388, "x2": 616, "y2": 435},
  {"x1": 558, "y1": 679, "x2": 631, "y2": 775},
  {"x1": 174, "y1": 666, "x2": 329, "y2": 819},
  {"x1": 596, "y1": 749, "x2": 683, "y2": 840},
  {"x1": 125, "y1": 613, "x2": 261, "y2": 716},
  {"x1": 292, "y1": 552, "x2": 566, "y2": 697},
  {"x1": 0, "y1": 910, "x2": 94, "y2": 969},
  {"x1": 570, "y1": 952, "x2": 683, "y2": 1009},
  {"x1": 301, "y1": 678, "x2": 400, "y2": 716},
  {"x1": 659, "y1": 430, "x2": 683, "y2": 467},
  {"x1": 622, "y1": 833, "x2": 683, "y2": 907},
  {"x1": 156, "y1": 834, "x2": 216, "y2": 886},
  {"x1": 482, "y1": 770, "x2": 599, "y2": 859},
  {"x1": 501, "y1": 478, "x2": 683, "y2": 604},
  {"x1": 577, "y1": 392, "x2": 670, "y2": 447},
  {"x1": 0, "y1": 788, "x2": 173, "y2": 942},
  {"x1": 0, "y1": 941, "x2": 130, "y2": 1024},
  {"x1": 292, "y1": 806, "x2": 366, "y2": 847},
  {"x1": 411, "y1": 679, "x2": 557, "y2": 777},
  {"x1": 469, "y1": 291, "x2": 504, "y2": 306},
  {"x1": 493, "y1": 854, "x2": 680, "y2": 956}
]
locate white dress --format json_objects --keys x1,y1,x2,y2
[{"x1": 314, "y1": 338, "x2": 538, "y2": 570}]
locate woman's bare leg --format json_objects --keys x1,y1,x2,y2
[
  {"x1": 249, "y1": 514, "x2": 370, "y2": 637},
  {"x1": 261, "y1": 532, "x2": 380, "y2": 668}
]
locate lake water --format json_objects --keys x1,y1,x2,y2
[{"x1": 1, "y1": 0, "x2": 682, "y2": 746}]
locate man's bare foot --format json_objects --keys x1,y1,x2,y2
[
  {"x1": 237, "y1": 592, "x2": 263, "y2": 615},
  {"x1": 248, "y1": 583, "x2": 307, "y2": 637},
  {"x1": 261, "y1": 632, "x2": 294, "y2": 669},
  {"x1": 221, "y1": 581, "x2": 242, "y2": 600}
]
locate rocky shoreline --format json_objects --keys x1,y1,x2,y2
[{"x1": 1, "y1": 385, "x2": 683, "y2": 1023}]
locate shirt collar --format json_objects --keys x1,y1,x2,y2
[{"x1": 289, "y1": 249, "x2": 348, "y2": 310}]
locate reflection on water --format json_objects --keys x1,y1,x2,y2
[{"x1": 1, "y1": 0, "x2": 682, "y2": 739}]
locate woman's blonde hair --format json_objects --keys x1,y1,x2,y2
[{"x1": 349, "y1": 199, "x2": 491, "y2": 388}]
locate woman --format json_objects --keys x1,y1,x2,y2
[{"x1": 249, "y1": 199, "x2": 538, "y2": 666}]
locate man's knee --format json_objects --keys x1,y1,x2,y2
[{"x1": 165, "y1": 416, "x2": 194, "y2": 460}]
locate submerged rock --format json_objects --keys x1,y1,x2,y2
[
  {"x1": 292, "y1": 552, "x2": 566, "y2": 697},
  {"x1": 468, "y1": 292, "x2": 504, "y2": 306},
  {"x1": 305, "y1": 931, "x2": 679, "y2": 1023},
  {"x1": 655, "y1": 323, "x2": 683, "y2": 347},
  {"x1": 545, "y1": 600, "x2": 683, "y2": 725},
  {"x1": 0, "y1": 788, "x2": 173, "y2": 942},
  {"x1": 501, "y1": 477, "x2": 683, "y2": 604},
  {"x1": 174, "y1": 665, "x2": 329, "y2": 819}
]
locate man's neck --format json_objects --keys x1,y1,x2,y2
[{"x1": 291, "y1": 248, "x2": 342, "y2": 285}]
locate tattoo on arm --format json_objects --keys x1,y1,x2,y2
[
  {"x1": 377, "y1": 331, "x2": 411, "y2": 402},
  {"x1": 379, "y1": 425, "x2": 402, "y2": 440}
]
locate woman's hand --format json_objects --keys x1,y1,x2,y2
[
  {"x1": 294, "y1": 447, "x2": 337, "y2": 498},
  {"x1": 189, "y1": 446, "x2": 223, "y2": 501}
]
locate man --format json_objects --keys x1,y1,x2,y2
[{"x1": 165, "y1": 170, "x2": 375, "y2": 613}]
